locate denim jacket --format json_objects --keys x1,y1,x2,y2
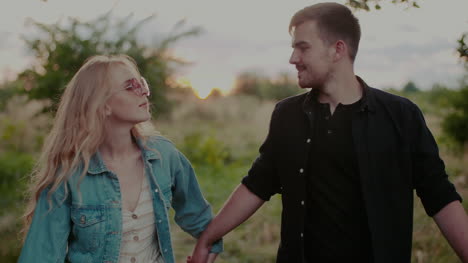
[{"x1": 18, "y1": 136, "x2": 222, "y2": 263}]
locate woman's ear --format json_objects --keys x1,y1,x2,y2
[{"x1": 104, "y1": 104, "x2": 112, "y2": 116}]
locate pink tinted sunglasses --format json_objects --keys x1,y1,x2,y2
[{"x1": 124, "y1": 77, "x2": 150, "y2": 97}]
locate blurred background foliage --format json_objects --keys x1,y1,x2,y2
[
  {"x1": 15, "y1": 11, "x2": 201, "y2": 115},
  {"x1": 1, "y1": 0, "x2": 468, "y2": 262}
]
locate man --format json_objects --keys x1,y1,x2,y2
[{"x1": 190, "y1": 3, "x2": 468, "y2": 263}]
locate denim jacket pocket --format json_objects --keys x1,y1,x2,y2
[{"x1": 70, "y1": 206, "x2": 106, "y2": 252}]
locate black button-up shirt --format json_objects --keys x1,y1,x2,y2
[
  {"x1": 242, "y1": 77, "x2": 462, "y2": 263},
  {"x1": 305, "y1": 97, "x2": 372, "y2": 262}
]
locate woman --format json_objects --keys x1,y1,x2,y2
[{"x1": 18, "y1": 54, "x2": 221, "y2": 263}]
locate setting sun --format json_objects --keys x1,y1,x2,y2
[{"x1": 176, "y1": 70, "x2": 235, "y2": 99}]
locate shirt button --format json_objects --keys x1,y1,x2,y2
[
  {"x1": 133, "y1": 236, "x2": 139, "y2": 241},
  {"x1": 164, "y1": 249, "x2": 168, "y2": 253},
  {"x1": 158, "y1": 220, "x2": 162, "y2": 223},
  {"x1": 327, "y1": 130, "x2": 332, "y2": 134},
  {"x1": 130, "y1": 257, "x2": 136, "y2": 263},
  {"x1": 306, "y1": 138, "x2": 311, "y2": 143},
  {"x1": 301, "y1": 200, "x2": 305, "y2": 205},
  {"x1": 300, "y1": 233, "x2": 304, "y2": 238},
  {"x1": 299, "y1": 168, "x2": 304, "y2": 173},
  {"x1": 132, "y1": 214, "x2": 138, "y2": 219},
  {"x1": 154, "y1": 189, "x2": 159, "y2": 193}
]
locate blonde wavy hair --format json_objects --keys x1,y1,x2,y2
[{"x1": 21, "y1": 54, "x2": 157, "y2": 240}]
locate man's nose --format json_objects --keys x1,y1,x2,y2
[{"x1": 289, "y1": 51, "x2": 298, "y2": 65}]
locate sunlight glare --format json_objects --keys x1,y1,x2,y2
[{"x1": 182, "y1": 71, "x2": 235, "y2": 99}]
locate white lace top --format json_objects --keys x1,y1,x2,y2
[{"x1": 118, "y1": 175, "x2": 164, "y2": 263}]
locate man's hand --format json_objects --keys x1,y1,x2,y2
[{"x1": 188, "y1": 184, "x2": 265, "y2": 263}]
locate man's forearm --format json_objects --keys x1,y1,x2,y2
[
  {"x1": 434, "y1": 200, "x2": 468, "y2": 262},
  {"x1": 200, "y1": 183, "x2": 265, "y2": 245}
]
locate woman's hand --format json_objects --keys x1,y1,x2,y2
[
  {"x1": 189, "y1": 239, "x2": 213, "y2": 263},
  {"x1": 207, "y1": 253, "x2": 218, "y2": 263},
  {"x1": 187, "y1": 252, "x2": 217, "y2": 263}
]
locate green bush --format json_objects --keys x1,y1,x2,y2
[
  {"x1": 442, "y1": 85, "x2": 468, "y2": 147},
  {"x1": 232, "y1": 72, "x2": 301, "y2": 101},
  {"x1": 0, "y1": 152, "x2": 34, "y2": 215},
  {"x1": 178, "y1": 132, "x2": 232, "y2": 169},
  {"x1": 0, "y1": 151, "x2": 33, "y2": 262}
]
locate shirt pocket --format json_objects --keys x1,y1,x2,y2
[{"x1": 70, "y1": 206, "x2": 106, "y2": 252}]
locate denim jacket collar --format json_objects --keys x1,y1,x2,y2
[
  {"x1": 87, "y1": 136, "x2": 161, "y2": 175},
  {"x1": 87, "y1": 152, "x2": 107, "y2": 175},
  {"x1": 135, "y1": 136, "x2": 161, "y2": 161}
]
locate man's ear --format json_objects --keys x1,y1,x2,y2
[{"x1": 333, "y1": 40, "x2": 347, "y2": 61}]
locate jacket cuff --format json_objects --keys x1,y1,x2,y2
[{"x1": 209, "y1": 238, "x2": 223, "y2": 254}]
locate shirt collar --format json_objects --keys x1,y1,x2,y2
[
  {"x1": 302, "y1": 75, "x2": 376, "y2": 114},
  {"x1": 356, "y1": 76, "x2": 375, "y2": 113}
]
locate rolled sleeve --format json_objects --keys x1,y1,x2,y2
[
  {"x1": 411, "y1": 105, "x2": 462, "y2": 216},
  {"x1": 209, "y1": 239, "x2": 223, "y2": 254}
]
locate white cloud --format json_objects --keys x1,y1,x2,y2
[{"x1": 0, "y1": 0, "x2": 467, "y2": 91}]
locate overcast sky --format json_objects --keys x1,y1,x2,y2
[{"x1": 1, "y1": 0, "x2": 467, "y2": 98}]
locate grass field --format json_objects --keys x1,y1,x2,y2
[
  {"x1": 1, "y1": 94, "x2": 466, "y2": 262},
  {"x1": 159, "y1": 95, "x2": 467, "y2": 263}
]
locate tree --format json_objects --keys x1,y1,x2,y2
[
  {"x1": 231, "y1": 72, "x2": 265, "y2": 98},
  {"x1": 18, "y1": 12, "x2": 201, "y2": 116},
  {"x1": 402, "y1": 81, "x2": 420, "y2": 93},
  {"x1": 442, "y1": 84, "x2": 468, "y2": 146},
  {"x1": 457, "y1": 33, "x2": 468, "y2": 71},
  {"x1": 442, "y1": 37, "x2": 468, "y2": 147},
  {"x1": 232, "y1": 72, "x2": 301, "y2": 101},
  {"x1": 347, "y1": 0, "x2": 468, "y2": 148},
  {"x1": 345, "y1": 0, "x2": 420, "y2": 10},
  {"x1": 206, "y1": 88, "x2": 223, "y2": 100},
  {"x1": 259, "y1": 72, "x2": 302, "y2": 100}
]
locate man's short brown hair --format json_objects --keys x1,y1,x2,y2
[{"x1": 289, "y1": 2, "x2": 361, "y2": 61}]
